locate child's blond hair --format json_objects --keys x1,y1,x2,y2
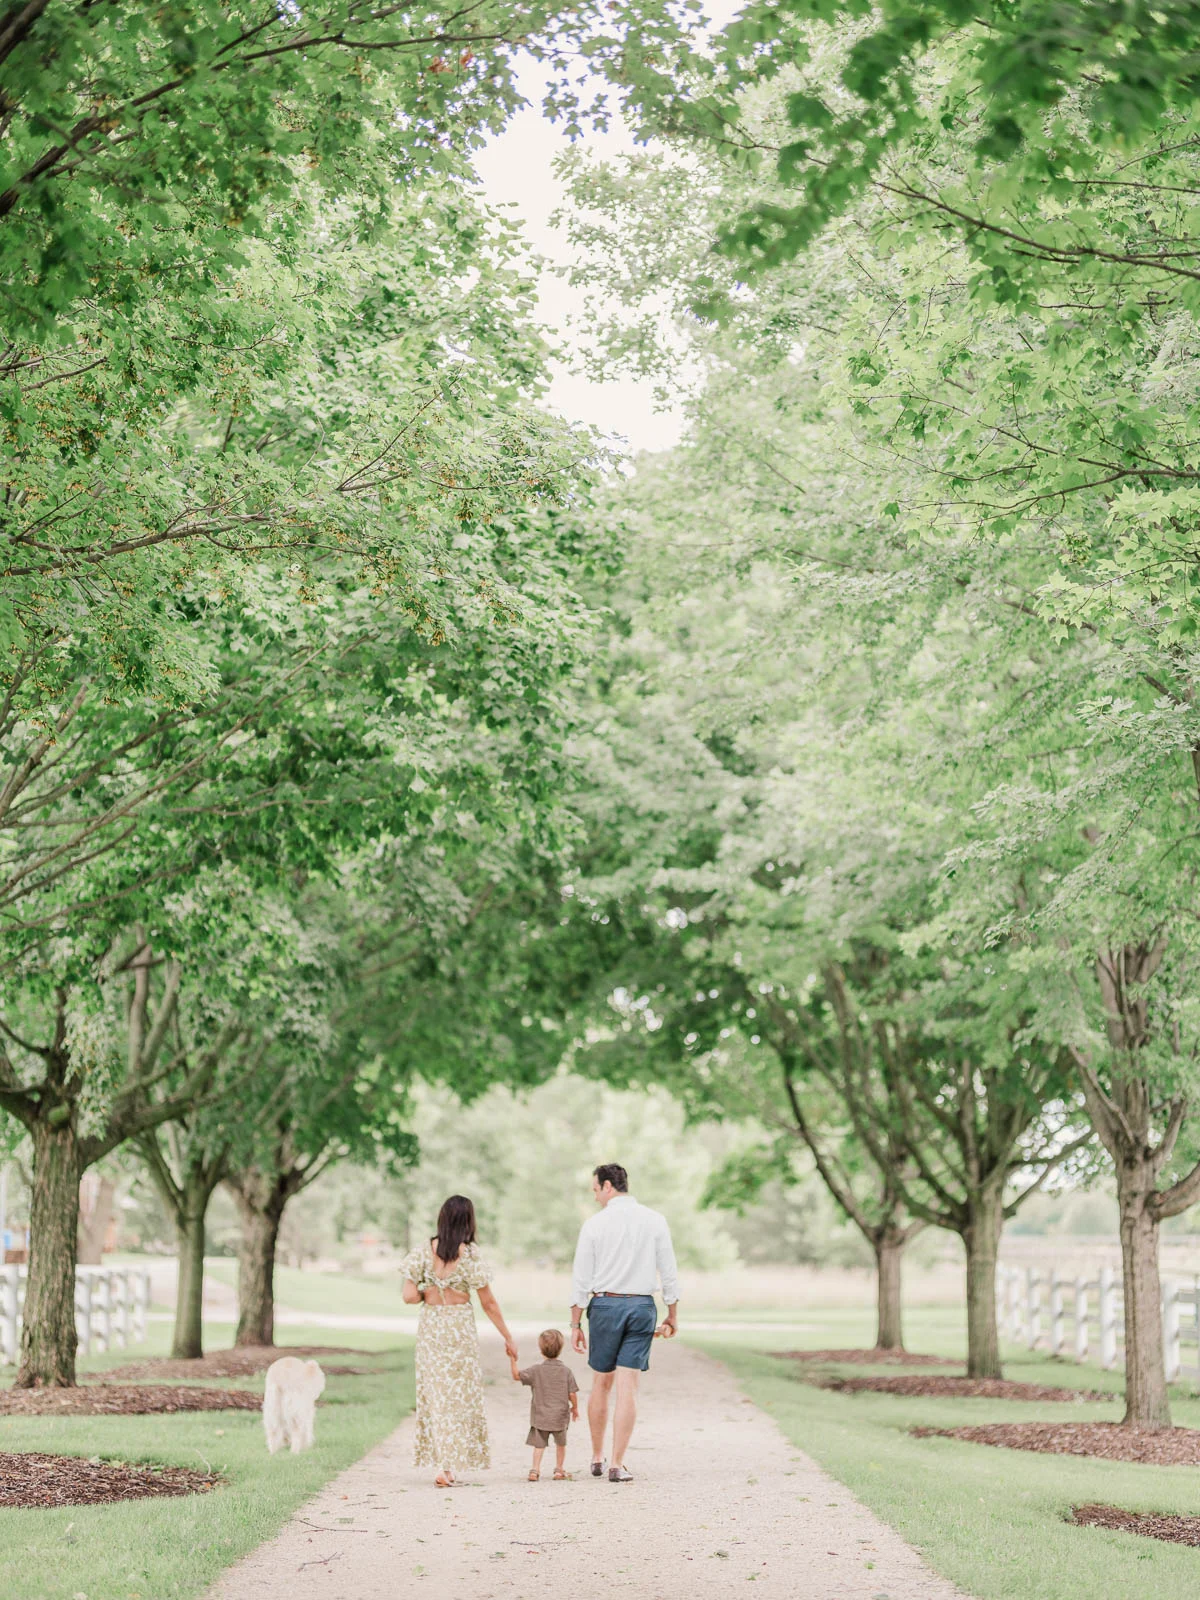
[{"x1": 538, "y1": 1328, "x2": 564, "y2": 1358}]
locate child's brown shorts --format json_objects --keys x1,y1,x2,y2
[{"x1": 527, "y1": 1426, "x2": 568, "y2": 1447}]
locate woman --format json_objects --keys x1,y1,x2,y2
[{"x1": 401, "y1": 1194, "x2": 517, "y2": 1487}]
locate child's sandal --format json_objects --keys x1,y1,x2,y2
[
  {"x1": 552, "y1": 1468, "x2": 572, "y2": 1480},
  {"x1": 527, "y1": 1470, "x2": 540, "y2": 1481}
]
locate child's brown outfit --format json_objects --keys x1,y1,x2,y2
[{"x1": 518, "y1": 1356, "x2": 578, "y2": 1447}]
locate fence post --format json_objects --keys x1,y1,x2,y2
[
  {"x1": 1005, "y1": 1268, "x2": 1018, "y2": 1340},
  {"x1": 1050, "y1": 1270, "x2": 1065, "y2": 1357},
  {"x1": 75, "y1": 1270, "x2": 92, "y2": 1357},
  {"x1": 96, "y1": 1270, "x2": 111, "y2": 1354},
  {"x1": 1100, "y1": 1265, "x2": 1118, "y2": 1370},
  {"x1": 117, "y1": 1269, "x2": 131, "y2": 1348},
  {"x1": 0, "y1": 1263, "x2": 18, "y2": 1365},
  {"x1": 1027, "y1": 1267, "x2": 1041, "y2": 1350},
  {"x1": 134, "y1": 1268, "x2": 150, "y2": 1342},
  {"x1": 1163, "y1": 1278, "x2": 1182, "y2": 1384},
  {"x1": 997, "y1": 1266, "x2": 1009, "y2": 1337},
  {"x1": 1074, "y1": 1277, "x2": 1088, "y2": 1362}
]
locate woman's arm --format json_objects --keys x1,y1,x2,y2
[
  {"x1": 477, "y1": 1284, "x2": 518, "y2": 1361},
  {"x1": 401, "y1": 1278, "x2": 424, "y2": 1306}
]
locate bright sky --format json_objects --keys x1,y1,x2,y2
[{"x1": 473, "y1": 61, "x2": 687, "y2": 457}]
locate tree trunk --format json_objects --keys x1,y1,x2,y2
[
  {"x1": 140, "y1": 1137, "x2": 225, "y2": 1362},
  {"x1": 1117, "y1": 1153, "x2": 1171, "y2": 1427},
  {"x1": 231, "y1": 1187, "x2": 283, "y2": 1348},
  {"x1": 873, "y1": 1229, "x2": 906, "y2": 1351},
  {"x1": 171, "y1": 1187, "x2": 210, "y2": 1361},
  {"x1": 17, "y1": 1121, "x2": 85, "y2": 1387},
  {"x1": 962, "y1": 1187, "x2": 1004, "y2": 1380}
]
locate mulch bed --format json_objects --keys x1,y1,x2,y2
[
  {"x1": 913, "y1": 1422, "x2": 1200, "y2": 1464},
  {"x1": 770, "y1": 1348, "x2": 955, "y2": 1368},
  {"x1": 817, "y1": 1374, "x2": 1109, "y2": 1402},
  {"x1": 0, "y1": 1451, "x2": 220, "y2": 1508},
  {"x1": 1071, "y1": 1503, "x2": 1200, "y2": 1547},
  {"x1": 0, "y1": 1384, "x2": 261, "y2": 1416},
  {"x1": 96, "y1": 1346, "x2": 371, "y2": 1383}
]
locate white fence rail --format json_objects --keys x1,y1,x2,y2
[
  {"x1": 0, "y1": 1264, "x2": 151, "y2": 1367},
  {"x1": 997, "y1": 1263, "x2": 1200, "y2": 1382}
]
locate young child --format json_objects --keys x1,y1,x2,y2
[{"x1": 511, "y1": 1328, "x2": 579, "y2": 1481}]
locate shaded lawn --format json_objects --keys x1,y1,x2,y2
[
  {"x1": 0, "y1": 1324, "x2": 413, "y2": 1600},
  {"x1": 699, "y1": 1332, "x2": 1200, "y2": 1600}
]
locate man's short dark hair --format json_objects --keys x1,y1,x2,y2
[{"x1": 594, "y1": 1163, "x2": 628, "y2": 1193}]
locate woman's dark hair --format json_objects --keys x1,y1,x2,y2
[
  {"x1": 435, "y1": 1195, "x2": 477, "y2": 1263},
  {"x1": 593, "y1": 1163, "x2": 628, "y2": 1193}
]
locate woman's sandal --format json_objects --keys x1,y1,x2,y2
[
  {"x1": 435, "y1": 1472, "x2": 456, "y2": 1488},
  {"x1": 552, "y1": 1468, "x2": 572, "y2": 1481},
  {"x1": 527, "y1": 1469, "x2": 540, "y2": 1482}
]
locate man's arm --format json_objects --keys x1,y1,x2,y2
[
  {"x1": 655, "y1": 1216, "x2": 680, "y2": 1338},
  {"x1": 570, "y1": 1221, "x2": 594, "y2": 1353}
]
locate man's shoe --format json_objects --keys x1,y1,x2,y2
[
  {"x1": 590, "y1": 1459, "x2": 606, "y2": 1477},
  {"x1": 608, "y1": 1465, "x2": 634, "y2": 1483}
]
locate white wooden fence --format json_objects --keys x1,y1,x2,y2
[
  {"x1": 0, "y1": 1264, "x2": 151, "y2": 1366},
  {"x1": 996, "y1": 1262, "x2": 1200, "y2": 1382}
]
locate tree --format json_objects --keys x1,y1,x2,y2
[
  {"x1": 139, "y1": 1121, "x2": 229, "y2": 1363},
  {"x1": 0, "y1": 138, "x2": 615, "y2": 1382},
  {"x1": 1062, "y1": 943, "x2": 1200, "y2": 1426},
  {"x1": 0, "y1": 176, "x2": 582, "y2": 891},
  {"x1": 604, "y1": 956, "x2": 929, "y2": 1353},
  {"x1": 772, "y1": 960, "x2": 1090, "y2": 1378},
  {"x1": 0, "y1": 0, "x2": 702, "y2": 335},
  {"x1": 560, "y1": 91, "x2": 1200, "y2": 1415},
  {"x1": 133, "y1": 884, "x2": 339, "y2": 1361},
  {"x1": 0, "y1": 936, "x2": 237, "y2": 1384},
  {"x1": 546, "y1": 354, "x2": 1106, "y2": 1373},
  {"x1": 223, "y1": 1061, "x2": 410, "y2": 1348},
  {"x1": 218, "y1": 847, "x2": 617, "y2": 1345},
  {"x1": 708, "y1": 0, "x2": 1200, "y2": 292}
]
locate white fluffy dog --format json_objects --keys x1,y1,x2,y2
[{"x1": 263, "y1": 1357, "x2": 326, "y2": 1454}]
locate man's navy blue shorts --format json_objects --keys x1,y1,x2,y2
[{"x1": 586, "y1": 1294, "x2": 657, "y2": 1373}]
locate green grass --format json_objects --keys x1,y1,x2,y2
[
  {"x1": 0, "y1": 1322, "x2": 413, "y2": 1600},
  {"x1": 202, "y1": 1260, "x2": 415, "y2": 1324},
  {"x1": 198, "y1": 1260, "x2": 963, "y2": 1328},
  {"x1": 688, "y1": 1303, "x2": 972, "y2": 1348},
  {"x1": 695, "y1": 1316, "x2": 1200, "y2": 1600}
]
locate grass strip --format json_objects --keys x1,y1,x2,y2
[
  {"x1": 698, "y1": 1335, "x2": 1200, "y2": 1600},
  {"x1": 0, "y1": 1322, "x2": 412, "y2": 1600}
]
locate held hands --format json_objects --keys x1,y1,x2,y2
[{"x1": 504, "y1": 1339, "x2": 519, "y2": 1362}]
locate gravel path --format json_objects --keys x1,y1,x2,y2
[{"x1": 206, "y1": 1332, "x2": 968, "y2": 1600}]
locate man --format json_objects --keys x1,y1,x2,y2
[{"x1": 570, "y1": 1162, "x2": 679, "y2": 1483}]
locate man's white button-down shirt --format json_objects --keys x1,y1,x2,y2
[{"x1": 571, "y1": 1193, "x2": 680, "y2": 1306}]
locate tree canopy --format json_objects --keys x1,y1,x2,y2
[{"x1": 7, "y1": 0, "x2": 1200, "y2": 1431}]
